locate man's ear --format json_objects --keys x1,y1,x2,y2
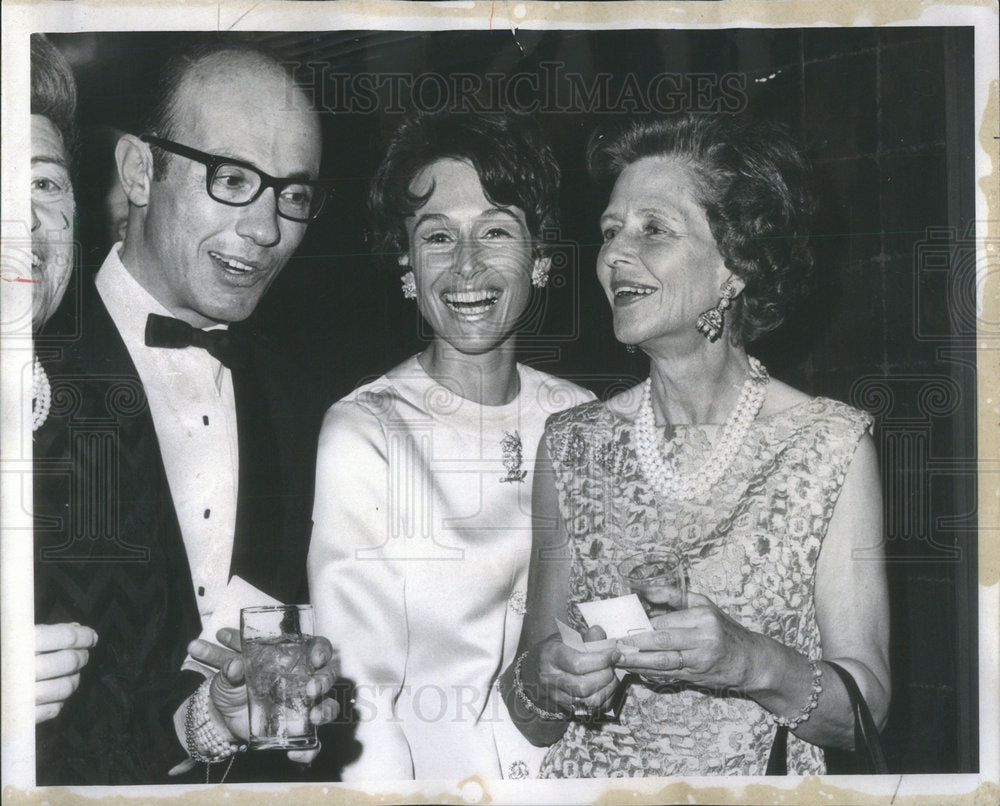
[{"x1": 115, "y1": 134, "x2": 153, "y2": 207}]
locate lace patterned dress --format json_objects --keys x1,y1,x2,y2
[{"x1": 537, "y1": 396, "x2": 873, "y2": 778}]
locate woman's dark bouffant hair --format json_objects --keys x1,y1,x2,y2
[
  {"x1": 587, "y1": 114, "x2": 817, "y2": 345},
  {"x1": 368, "y1": 111, "x2": 560, "y2": 266}
]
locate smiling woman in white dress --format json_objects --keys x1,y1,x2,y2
[{"x1": 308, "y1": 111, "x2": 593, "y2": 781}]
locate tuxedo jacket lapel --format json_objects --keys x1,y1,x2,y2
[
  {"x1": 229, "y1": 341, "x2": 316, "y2": 605},
  {"x1": 229, "y1": 356, "x2": 281, "y2": 593}
]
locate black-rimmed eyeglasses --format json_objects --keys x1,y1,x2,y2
[{"x1": 140, "y1": 134, "x2": 327, "y2": 223}]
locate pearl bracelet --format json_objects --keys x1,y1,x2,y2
[
  {"x1": 512, "y1": 651, "x2": 568, "y2": 721},
  {"x1": 184, "y1": 678, "x2": 245, "y2": 763},
  {"x1": 773, "y1": 657, "x2": 823, "y2": 730}
]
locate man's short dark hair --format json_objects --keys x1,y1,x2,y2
[
  {"x1": 31, "y1": 34, "x2": 77, "y2": 158},
  {"x1": 588, "y1": 113, "x2": 817, "y2": 345},
  {"x1": 368, "y1": 110, "x2": 561, "y2": 267},
  {"x1": 142, "y1": 42, "x2": 299, "y2": 180}
]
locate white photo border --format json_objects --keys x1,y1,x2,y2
[{"x1": 2, "y1": 1, "x2": 997, "y2": 804}]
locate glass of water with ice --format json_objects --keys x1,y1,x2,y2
[{"x1": 240, "y1": 604, "x2": 319, "y2": 750}]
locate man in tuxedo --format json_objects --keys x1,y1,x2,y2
[{"x1": 33, "y1": 42, "x2": 336, "y2": 785}]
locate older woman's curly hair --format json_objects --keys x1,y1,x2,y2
[
  {"x1": 368, "y1": 110, "x2": 560, "y2": 267},
  {"x1": 31, "y1": 34, "x2": 77, "y2": 159},
  {"x1": 588, "y1": 114, "x2": 817, "y2": 345}
]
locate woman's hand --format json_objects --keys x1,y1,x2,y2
[
  {"x1": 528, "y1": 627, "x2": 623, "y2": 716},
  {"x1": 616, "y1": 593, "x2": 768, "y2": 691},
  {"x1": 35, "y1": 623, "x2": 98, "y2": 723}
]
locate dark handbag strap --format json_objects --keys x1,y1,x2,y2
[
  {"x1": 765, "y1": 660, "x2": 888, "y2": 775},
  {"x1": 766, "y1": 724, "x2": 789, "y2": 775},
  {"x1": 827, "y1": 660, "x2": 889, "y2": 773}
]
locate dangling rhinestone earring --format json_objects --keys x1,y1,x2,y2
[
  {"x1": 625, "y1": 344, "x2": 637, "y2": 353},
  {"x1": 400, "y1": 270, "x2": 417, "y2": 300},
  {"x1": 696, "y1": 278, "x2": 737, "y2": 342},
  {"x1": 531, "y1": 264, "x2": 549, "y2": 289}
]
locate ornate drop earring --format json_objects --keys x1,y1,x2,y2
[
  {"x1": 400, "y1": 270, "x2": 417, "y2": 300},
  {"x1": 530, "y1": 263, "x2": 549, "y2": 289},
  {"x1": 695, "y1": 278, "x2": 737, "y2": 342}
]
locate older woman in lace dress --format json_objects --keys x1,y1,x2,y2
[{"x1": 500, "y1": 114, "x2": 890, "y2": 776}]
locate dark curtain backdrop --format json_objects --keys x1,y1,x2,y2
[{"x1": 50, "y1": 27, "x2": 978, "y2": 774}]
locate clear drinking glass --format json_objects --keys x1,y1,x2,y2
[
  {"x1": 616, "y1": 551, "x2": 689, "y2": 692},
  {"x1": 240, "y1": 604, "x2": 319, "y2": 750},
  {"x1": 617, "y1": 551, "x2": 689, "y2": 617}
]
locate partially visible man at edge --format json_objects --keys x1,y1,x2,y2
[{"x1": 33, "y1": 42, "x2": 339, "y2": 785}]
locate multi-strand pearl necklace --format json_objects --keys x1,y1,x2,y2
[
  {"x1": 33, "y1": 355, "x2": 51, "y2": 432},
  {"x1": 634, "y1": 356, "x2": 769, "y2": 501}
]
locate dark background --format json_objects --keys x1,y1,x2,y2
[{"x1": 49, "y1": 27, "x2": 979, "y2": 774}]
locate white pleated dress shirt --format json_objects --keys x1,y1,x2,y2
[{"x1": 95, "y1": 245, "x2": 239, "y2": 626}]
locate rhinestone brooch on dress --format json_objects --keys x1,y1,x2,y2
[
  {"x1": 500, "y1": 430, "x2": 527, "y2": 483},
  {"x1": 507, "y1": 760, "x2": 530, "y2": 779},
  {"x1": 508, "y1": 589, "x2": 528, "y2": 615}
]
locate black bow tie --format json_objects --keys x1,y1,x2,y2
[{"x1": 144, "y1": 313, "x2": 249, "y2": 369}]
